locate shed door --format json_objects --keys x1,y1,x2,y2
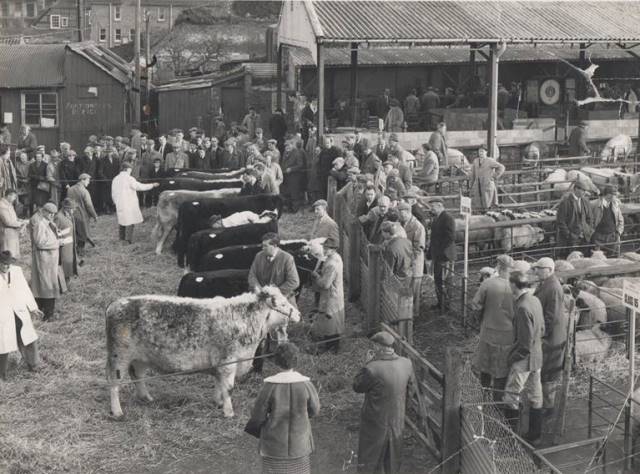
[{"x1": 221, "y1": 87, "x2": 244, "y2": 124}]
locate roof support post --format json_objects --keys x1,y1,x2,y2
[
  {"x1": 317, "y1": 42, "x2": 325, "y2": 141},
  {"x1": 276, "y1": 44, "x2": 283, "y2": 110},
  {"x1": 487, "y1": 43, "x2": 500, "y2": 158},
  {"x1": 350, "y1": 42, "x2": 359, "y2": 127}
]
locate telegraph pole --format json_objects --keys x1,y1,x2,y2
[
  {"x1": 145, "y1": 12, "x2": 151, "y2": 102},
  {"x1": 76, "y1": 0, "x2": 84, "y2": 42},
  {"x1": 133, "y1": 0, "x2": 141, "y2": 127}
]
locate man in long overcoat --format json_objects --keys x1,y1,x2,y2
[
  {"x1": 310, "y1": 237, "x2": 345, "y2": 353},
  {"x1": 353, "y1": 331, "x2": 415, "y2": 474},
  {"x1": 54, "y1": 199, "x2": 78, "y2": 284},
  {"x1": 468, "y1": 145, "x2": 505, "y2": 211},
  {"x1": 111, "y1": 162, "x2": 159, "y2": 243},
  {"x1": 29, "y1": 202, "x2": 64, "y2": 321},
  {"x1": 0, "y1": 250, "x2": 41, "y2": 379},
  {"x1": 0, "y1": 144, "x2": 17, "y2": 198},
  {"x1": 426, "y1": 197, "x2": 456, "y2": 311},
  {"x1": 96, "y1": 148, "x2": 120, "y2": 213},
  {"x1": 281, "y1": 141, "x2": 306, "y2": 212},
  {"x1": 0, "y1": 189, "x2": 27, "y2": 258},
  {"x1": 399, "y1": 202, "x2": 426, "y2": 317},
  {"x1": 67, "y1": 173, "x2": 98, "y2": 254},
  {"x1": 532, "y1": 257, "x2": 567, "y2": 420},
  {"x1": 428, "y1": 122, "x2": 448, "y2": 167},
  {"x1": 568, "y1": 122, "x2": 590, "y2": 156},
  {"x1": 556, "y1": 180, "x2": 593, "y2": 258}
]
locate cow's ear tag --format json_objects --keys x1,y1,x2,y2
[
  {"x1": 215, "y1": 254, "x2": 223, "y2": 259},
  {"x1": 193, "y1": 201, "x2": 200, "y2": 206},
  {"x1": 169, "y1": 180, "x2": 175, "y2": 184},
  {"x1": 195, "y1": 277, "x2": 204, "y2": 283},
  {"x1": 209, "y1": 233, "x2": 217, "y2": 238}
]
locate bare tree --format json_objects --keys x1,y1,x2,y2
[{"x1": 159, "y1": 29, "x2": 229, "y2": 77}]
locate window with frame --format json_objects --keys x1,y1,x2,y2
[
  {"x1": 114, "y1": 5, "x2": 120, "y2": 20},
  {"x1": 1, "y1": 2, "x2": 9, "y2": 17},
  {"x1": 25, "y1": 2, "x2": 35, "y2": 17},
  {"x1": 49, "y1": 14, "x2": 60, "y2": 28},
  {"x1": 157, "y1": 7, "x2": 165, "y2": 21},
  {"x1": 22, "y1": 92, "x2": 58, "y2": 127},
  {"x1": 114, "y1": 28, "x2": 121, "y2": 42},
  {"x1": 60, "y1": 16, "x2": 68, "y2": 27},
  {"x1": 99, "y1": 28, "x2": 106, "y2": 41}
]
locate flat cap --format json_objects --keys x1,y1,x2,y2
[
  {"x1": 312, "y1": 199, "x2": 328, "y2": 208},
  {"x1": 532, "y1": 257, "x2": 555, "y2": 271},
  {"x1": 267, "y1": 139, "x2": 277, "y2": 144},
  {"x1": 42, "y1": 202, "x2": 58, "y2": 214},
  {"x1": 389, "y1": 133, "x2": 399, "y2": 142},
  {"x1": 371, "y1": 331, "x2": 394, "y2": 347},
  {"x1": 397, "y1": 201, "x2": 412, "y2": 211},
  {"x1": 78, "y1": 173, "x2": 91, "y2": 180},
  {"x1": 496, "y1": 254, "x2": 514, "y2": 268},
  {"x1": 323, "y1": 236, "x2": 339, "y2": 249}
]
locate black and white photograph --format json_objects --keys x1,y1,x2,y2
[{"x1": 2, "y1": 0, "x2": 640, "y2": 472}]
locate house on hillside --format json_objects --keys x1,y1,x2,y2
[
  {"x1": 0, "y1": 0, "x2": 51, "y2": 32},
  {"x1": 0, "y1": 42, "x2": 134, "y2": 151},
  {"x1": 29, "y1": 0, "x2": 91, "y2": 42}
]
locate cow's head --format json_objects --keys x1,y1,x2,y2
[{"x1": 257, "y1": 286, "x2": 301, "y2": 339}]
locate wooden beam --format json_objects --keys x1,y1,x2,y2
[
  {"x1": 350, "y1": 42, "x2": 358, "y2": 127},
  {"x1": 442, "y1": 348, "x2": 462, "y2": 474},
  {"x1": 276, "y1": 45, "x2": 283, "y2": 110},
  {"x1": 317, "y1": 42, "x2": 325, "y2": 141},
  {"x1": 487, "y1": 43, "x2": 499, "y2": 157}
]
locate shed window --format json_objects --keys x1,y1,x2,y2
[
  {"x1": 99, "y1": 28, "x2": 106, "y2": 41},
  {"x1": 60, "y1": 16, "x2": 68, "y2": 27},
  {"x1": 25, "y1": 2, "x2": 35, "y2": 17},
  {"x1": 22, "y1": 92, "x2": 58, "y2": 128},
  {"x1": 114, "y1": 28, "x2": 121, "y2": 42},
  {"x1": 157, "y1": 7, "x2": 165, "y2": 21},
  {"x1": 114, "y1": 5, "x2": 120, "y2": 20},
  {"x1": 49, "y1": 14, "x2": 60, "y2": 28}
]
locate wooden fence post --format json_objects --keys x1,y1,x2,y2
[
  {"x1": 327, "y1": 176, "x2": 337, "y2": 218},
  {"x1": 367, "y1": 246, "x2": 383, "y2": 334},
  {"x1": 349, "y1": 219, "x2": 361, "y2": 301},
  {"x1": 442, "y1": 347, "x2": 462, "y2": 474}
]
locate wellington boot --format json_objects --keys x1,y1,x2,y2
[{"x1": 524, "y1": 408, "x2": 544, "y2": 445}]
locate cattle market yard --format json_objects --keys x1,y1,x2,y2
[{"x1": 0, "y1": 209, "x2": 433, "y2": 474}]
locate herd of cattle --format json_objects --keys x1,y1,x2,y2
[{"x1": 106, "y1": 166, "x2": 323, "y2": 418}]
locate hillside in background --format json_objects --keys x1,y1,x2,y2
[{"x1": 175, "y1": 0, "x2": 281, "y2": 25}]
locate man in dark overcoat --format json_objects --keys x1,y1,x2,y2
[
  {"x1": 568, "y1": 122, "x2": 590, "y2": 156},
  {"x1": 532, "y1": 257, "x2": 567, "y2": 423},
  {"x1": 281, "y1": 141, "x2": 306, "y2": 212},
  {"x1": 426, "y1": 197, "x2": 456, "y2": 311},
  {"x1": 556, "y1": 180, "x2": 593, "y2": 258},
  {"x1": 353, "y1": 331, "x2": 415, "y2": 474}
]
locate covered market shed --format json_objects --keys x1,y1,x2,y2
[{"x1": 277, "y1": 0, "x2": 640, "y2": 153}]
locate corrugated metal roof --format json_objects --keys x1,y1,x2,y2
[
  {"x1": 0, "y1": 42, "x2": 132, "y2": 89},
  {"x1": 155, "y1": 66, "x2": 246, "y2": 92},
  {"x1": 0, "y1": 44, "x2": 65, "y2": 87},
  {"x1": 291, "y1": 44, "x2": 637, "y2": 68},
  {"x1": 310, "y1": 1, "x2": 640, "y2": 43}
]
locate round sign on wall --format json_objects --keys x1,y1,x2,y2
[{"x1": 540, "y1": 79, "x2": 561, "y2": 105}]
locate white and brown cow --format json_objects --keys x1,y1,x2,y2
[
  {"x1": 152, "y1": 188, "x2": 240, "y2": 255},
  {"x1": 105, "y1": 286, "x2": 299, "y2": 419}
]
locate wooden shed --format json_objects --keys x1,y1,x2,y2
[
  {"x1": 0, "y1": 42, "x2": 133, "y2": 152},
  {"x1": 155, "y1": 63, "x2": 279, "y2": 135}
]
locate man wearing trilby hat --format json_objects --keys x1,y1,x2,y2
[{"x1": 0, "y1": 250, "x2": 41, "y2": 379}]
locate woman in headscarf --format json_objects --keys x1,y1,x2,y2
[{"x1": 245, "y1": 343, "x2": 320, "y2": 474}]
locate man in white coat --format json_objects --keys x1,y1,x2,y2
[
  {"x1": 111, "y1": 162, "x2": 159, "y2": 243},
  {"x1": 0, "y1": 250, "x2": 41, "y2": 380}
]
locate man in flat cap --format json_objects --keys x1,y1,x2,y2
[
  {"x1": 471, "y1": 254, "x2": 514, "y2": 399},
  {"x1": 240, "y1": 168, "x2": 263, "y2": 196},
  {"x1": 532, "y1": 256, "x2": 567, "y2": 438},
  {"x1": 556, "y1": 178, "x2": 593, "y2": 258},
  {"x1": 67, "y1": 174, "x2": 97, "y2": 255},
  {"x1": 0, "y1": 250, "x2": 41, "y2": 379},
  {"x1": 426, "y1": 197, "x2": 456, "y2": 311},
  {"x1": 590, "y1": 184, "x2": 624, "y2": 257},
  {"x1": 568, "y1": 121, "x2": 590, "y2": 157},
  {"x1": 398, "y1": 201, "x2": 426, "y2": 317},
  {"x1": 310, "y1": 236, "x2": 345, "y2": 353},
  {"x1": 310, "y1": 199, "x2": 339, "y2": 243},
  {"x1": 29, "y1": 202, "x2": 66, "y2": 321},
  {"x1": 353, "y1": 331, "x2": 416, "y2": 474}
]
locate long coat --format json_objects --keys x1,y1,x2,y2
[
  {"x1": 245, "y1": 370, "x2": 320, "y2": 458},
  {"x1": 0, "y1": 265, "x2": 38, "y2": 354},
  {"x1": 281, "y1": 148, "x2": 306, "y2": 196},
  {"x1": 0, "y1": 197, "x2": 22, "y2": 257},
  {"x1": 311, "y1": 252, "x2": 345, "y2": 338},
  {"x1": 29, "y1": 212, "x2": 63, "y2": 299},
  {"x1": 428, "y1": 130, "x2": 448, "y2": 167},
  {"x1": 54, "y1": 210, "x2": 78, "y2": 280},
  {"x1": 111, "y1": 172, "x2": 155, "y2": 226},
  {"x1": 471, "y1": 275, "x2": 514, "y2": 378},
  {"x1": 46, "y1": 160, "x2": 61, "y2": 205},
  {"x1": 403, "y1": 216, "x2": 426, "y2": 278},
  {"x1": 556, "y1": 193, "x2": 593, "y2": 245},
  {"x1": 353, "y1": 352, "x2": 414, "y2": 474},
  {"x1": 28, "y1": 160, "x2": 49, "y2": 207},
  {"x1": 0, "y1": 156, "x2": 17, "y2": 198},
  {"x1": 534, "y1": 275, "x2": 567, "y2": 383},
  {"x1": 67, "y1": 182, "x2": 97, "y2": 244},
  {"x1": 310, "y1": 214, "x2": 339, "y2": 243},
  {"x1": 470, "y1": 157, "x2": 505, "y2": 210},
  {"x1": 509, "y1": 291, "x2": 545, "y2": 371},
  {"x1": 384, "y1": 106, "x2": 404, "y2": 132},
  {"x1": 427, "y1": 211, "x2": 456, "y2": 263}
]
